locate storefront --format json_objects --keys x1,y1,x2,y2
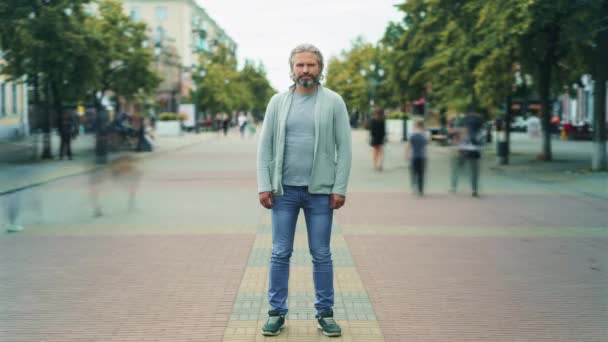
[{"x1": 0, "y1": 76, "x2": 29, "y2": 140}]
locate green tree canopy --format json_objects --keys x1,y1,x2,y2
[
  {"x1": 193, "y1": 47, "x2": 274, "y2": 117},
  {"x1": 83, "y1": 0, "x2": 160, "y2": 109}
]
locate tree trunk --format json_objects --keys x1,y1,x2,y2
[
  {"x1": 538, "y1": 60, "x2": 553, "y2": 161},
  {"x1": 40, "y1": 80, "x2": 53, "y2": 159},
  {"x1": 50, "y1": 81, "x2": 64, "y2": 158},
  {"x1": 592, "y1": 7, "x2": 608, "y2": 171},
  {"x1": 30, "y1": 75, "x2": 43, "y2": 159},
  {"x1": 504, "y1": 94, "x2": 513, "y2": 164}
]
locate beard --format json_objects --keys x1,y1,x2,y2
[{"x1": 294, "y1": 74, "x2": 319, "y2": 88}]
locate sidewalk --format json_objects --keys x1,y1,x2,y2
[
  {"x1": 0, "y1": 128, "x2": 606, "y2": 342},
  {"x1": 0, "y1": 131, "x2": 214, "y2": 195},
  {"x1": 484, "y1": 132, "x2": 608, "y2": 199}
]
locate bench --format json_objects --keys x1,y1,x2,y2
[{"x1": 431, "y1": 134, "x2": 449, "y2": 146}]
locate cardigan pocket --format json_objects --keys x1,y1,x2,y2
[{"x1": 317, "y1": 153, "x2": 336, "y2": 186}]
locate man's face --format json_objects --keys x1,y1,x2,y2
[{"x1": 291, "y1": 52, "x2": 321, "y2": 88}]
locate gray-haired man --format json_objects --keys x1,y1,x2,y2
[{"x1": 256, "y1": 44, "x2": 352, "y2": 337}]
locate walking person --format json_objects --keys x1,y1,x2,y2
[
  {"x1": 4, "y1": 192, "x2": 23, "y2": 233},
  {"x1": 368, "y1": 108, "x2": 386, "y2": 171},
  {"x1": 237, "y1": 112, "x2": 248, "y2": 138},
  {"x1": 256, "y1": 43, "x2": 352, "y2": 337},
  {"x1": 405, "y1": 119, "x2": 428, "y2": 196},
  {"x1": 222, "y1": 113, "x2": 230, "y2": 136},
  {"x1": 58, "y1": 110, "x2": 75, "y2": 160},
  {"x1": 451, "y1": 112, "x2": 483, "y2": 197}
]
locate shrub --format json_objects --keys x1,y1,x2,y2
[
  {"x1": 386, "y1": 111, "x2": 410, "y2": 120},
  {"x1": 158, "y1": 112, "x2": 181, "y2": 121}
]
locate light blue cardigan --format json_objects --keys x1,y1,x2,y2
[{"x1": 256, "y1": 85, "x2": 352, "y2": 196}]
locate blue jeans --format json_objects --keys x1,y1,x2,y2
[
  {"x1": 451, "y1": 152, "x2": 480, "y2": 193},
  {"x1": 269, "y1": 185, "x2": 334, "y2": 317}
]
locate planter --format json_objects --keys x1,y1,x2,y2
[
  {"x1": 156, "y1": 120, "x2": 181, "y2": 136},
  {"x1": 386, "y1": 119, "x2": 404, "y2": 142}
]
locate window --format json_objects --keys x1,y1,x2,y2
[
  {"x1": 130, "y1": 7, "x2": 140, "y2": 22},
  {"x1": 1, "y1": 83, "x2": 6, "y2": 116},
  {"x1": 154, "y1": 26, "x2": 165, "y2": 45},
  {"x1": 155, "y1": 6, "x2": 167, "y2": 21},
  {"x1": 12, "y1": 83, "x2": 18, "y2": 114}
]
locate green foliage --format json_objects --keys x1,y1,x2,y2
[
  {"x1": 326, "y1": 37, "x2": 381, "y2": 114},
  {"x1": 0, "y1": 0, "x2": 159, "y2": 112},
  {"x1": 378, "y1": 0, "x2": 605, "y2": 160},
  {"x1": 386, "y1": 111, "x2": 408, "y2": 120},
  {"x1": 193, "y1": 48, "x2": 275, "y2": 117},
  {"x1": 0, "y1": 0, "x2": 96, "y2": 103},
  {"x1": 84, "y1": 0, "x2": 160, "y2": 107},
  {"x1": 239, "y1": 60, "x2": 275, "y2": 119},
  {"x1": 158, "y1": 112, "x2": 180, "y2": 121}
]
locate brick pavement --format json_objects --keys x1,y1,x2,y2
[
  {"x1": 0, "y1": 235, "x2": 254, "y2": 342},
  {"x1": 1, "y1": 129, "x2": 607, "y2": 342}
]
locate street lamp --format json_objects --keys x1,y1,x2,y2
[
  {"x1": 360, "y1": 63, "x2": 385, "y2": 112},
  {"x1": 192, "y1": 66, "x2": 206, "y2": 133}
]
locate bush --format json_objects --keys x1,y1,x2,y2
[
  {"x1": 386, "y1": 111, "x2": 410, "y2": 120},
  {"x1": 158, "y1": 112, "x2": 181, "y2": 121}
]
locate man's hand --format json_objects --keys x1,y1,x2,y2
[
  {"x1": 259, "y1": 191, "x2": 274, "y2": 209},
  {"x1": 330, "y1": 194, "x2": 346, "y2": 210}
]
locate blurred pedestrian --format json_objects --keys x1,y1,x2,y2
[
  {"x1": 222, "y1": 113, "x2": 230, "y2": 136},
  {"x1": 405, "y1": 119, "x2": 428, "y2": 196},
  {"x1": 4, "y1": 192, "x2": 23, "y2": 232},
  {"x1": 451, "y1": 112, "x2": 483, "y2": 197},
  {"x1": 89, "y1": 153, "x2": 142, "y2": 217},
  {"x1": 368, "y1": 108, "x2": 386, "y2": 171},
  {"x1": 247, "y1": 112, "x2": 256, "y2": 138},
  {"x1": 238, "y1": 112, "x2": 248, "y2": 138},
  {"x1": 3, "y1": 160, "x2": 42, "y2": 232},
  {"x1": 110, "y1": 154, "x2": 142, "y2": 211},
  {"x1": 95, "y1": 109, "x2": 110, "y2": 164},
  {"x1": 137, "y1": 117, "x2": 155, "y2": 152},
  {"x1": 58, "y1": 110, "x2": 75, "y2": 160},
  {"x1": 256, "y1": 43, "x2": 351, "y2": 337}
]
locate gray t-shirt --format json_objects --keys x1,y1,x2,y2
[{"x1": 282, "y1": 90, "x2": 317, "y2": 186}]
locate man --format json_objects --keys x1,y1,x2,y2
[
  {"x1": 58, "y1": 110, "x2": 75, "y2": 160},
  {"x1": 237, "y1": 112, "x2": 248, "y2": 138},
  {"x1": 405, "y1": 119, "x2": 428, "y2": 196},
  {"x1": 256, "y1": 43, "x2": 352, "y2": 337},
  {"x1": 451, "y1": 112, "x2": 483, "y2": 197}
]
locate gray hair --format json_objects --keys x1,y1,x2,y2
[{"x1": 288, "y1": 43, "x2": 324, "y2": 81}]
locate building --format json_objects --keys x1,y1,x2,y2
[
  {"x1": 121, "y1": 0, "x2": 237, "y2": 112},
  {"x1": 558, "y1": 74, "x2": 608, "y2": 127},
  {"x1": 0, "y1": 72, "x2": 29, "y2": 140}
]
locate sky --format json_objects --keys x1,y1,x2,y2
[{"x1": 196, "y1": 0, "x2": 404, "y2": 91}]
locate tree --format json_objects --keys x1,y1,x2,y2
[
  {"x1": 193, "y1": 47, "x2": 274, "y2": 117},
  {"x1": 326, "y1": 37, "x2": 377, "y2": 114},
  {"x1": 379, "y1": 23, "x2": 406, "y2": 109},
  {"x1": 472, "y1": 0, "x2": 535, "y2": 164},
  {"x1": 591, "y1": 0, "x2": 608, "y2": 170},
  {"x1": 239, "y1": 60, "x2": 275, "y2": 120},
  {"x1": 0, "y1": 0, "x2": 95, "y2": 158},
  {"x1": 391, "y1": 0, "x2": 443, "y2": 111},
  {"x1": 518, "y1": 0, "x2": 598, "y2": 160},
  {"x1": 195, "y1": 50, "x2": 239, "y2": 114},
  {"x1": 83, "y1": 0, "x2": 159, "y2": 112}
]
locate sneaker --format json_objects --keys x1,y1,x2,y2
[
  {"x1": 5, "y1": 224, "x2": 24, "y2": 233},
  {"x1": 261, "y1": 310, "x2": 285, "y2": 336},
  {"x1": 472, "y1": 191, "x2": 479, "y2": 197},
  {"x1": 317, "y1": 310, "x2": 341, "y2": 337}
]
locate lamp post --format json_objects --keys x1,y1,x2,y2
[
  {"x1": 360, "y1": 63, "x2": 385, "y2": 114},
  {"x1": 192, "y1": 66, "x2": 206, "y2": 133}
]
